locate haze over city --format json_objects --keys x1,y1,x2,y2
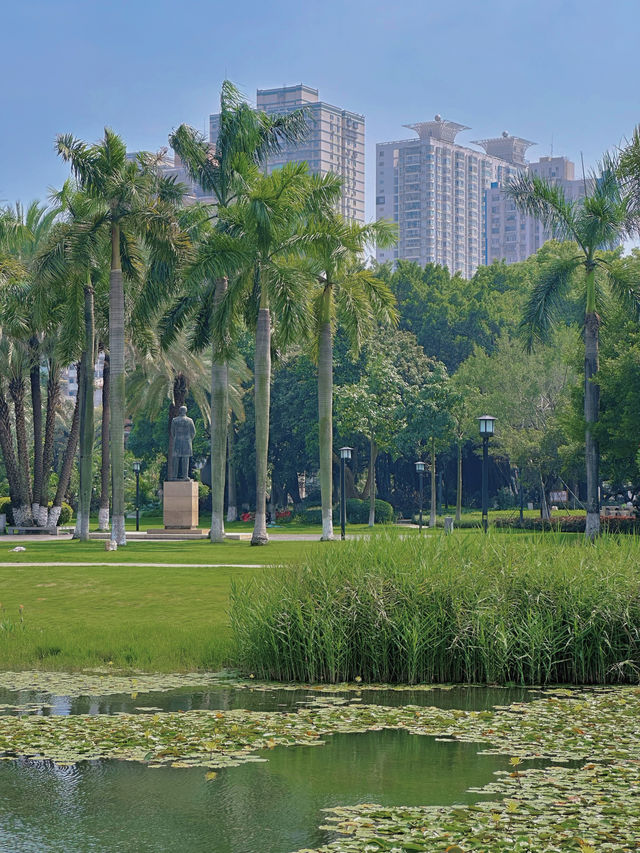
[{"x1": 3, "y1": 0, "x2": 639, "y2": 223}]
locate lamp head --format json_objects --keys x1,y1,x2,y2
[
  {"x1": 478, "y1": 415, "x2": 496, "y2": 436},
  {"x1": 340, "y1": 446, "x2": 353, "y2": 460}
]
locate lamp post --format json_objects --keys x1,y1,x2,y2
[
  {"x1": 415, "y1": 461, "x2": 425, "y2": 532},
  {"x1": 132, "y1": 460, "x2": 141, "y2": 532},
  {"x1": 339, "y1": 447, "x2": 352, "y2": 541},
  {"x1": 477, "y1": 416, "x2": 495, "y2": 534}
]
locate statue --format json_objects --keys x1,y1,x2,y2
[{"x1": 170, "y1": 405, "x2": 196, "y2": 481}]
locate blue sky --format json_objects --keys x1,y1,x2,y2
[{"x1": 2, "y1": 0, "x2": 639, "y2": 222}]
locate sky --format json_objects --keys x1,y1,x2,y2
[{"x1": 2, "y1": 0, "x2": 640, "y2": 224}]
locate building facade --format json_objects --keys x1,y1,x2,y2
[
  {"x1": 485, "y1": 156, "x2": 591, "y2": 265},
  {"x1": 375, "y1": 120, "x2": 529, "y2": 278},
  {"x1": 210, "y1": 84, "x2": 365, "y2": 223}
]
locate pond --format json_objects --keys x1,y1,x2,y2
[{"x1": 0, "y1": 683, "x2": 536, "y2": 853}]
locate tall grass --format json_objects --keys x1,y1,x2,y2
[{"x1": 230, "y1": 532, "x2": 640, "y2": 685}]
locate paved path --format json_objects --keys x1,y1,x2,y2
[{"x1": 0, "y1": 561, "x2": 268, "y2": 569}]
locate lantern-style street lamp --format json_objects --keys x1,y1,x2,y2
[
  {"x1": 339, "y1": 447, "x2": 353, "y2": 541},
  {"x1": 415, "y1": 460, "x2": 425, "y2": 532},
  {"x1": 477, "y1": 416, "x2": 496, "y2": 534}
]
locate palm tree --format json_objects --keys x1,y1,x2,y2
[
  {"x1": 307, "y1": 214, "x2": 396, "y2": 539},
  {"x1": 57, "y1": 130, "x2": 187, "y2": 544},
  {"x1": 166, "y1": 80, "x2": 308, "y2": 542},
  {"x1": 506, "y1": 155, "x2": 637, "y2": 538},
  {"x1": 217, "y1": 163, "x2": 342, "y2": 544}
]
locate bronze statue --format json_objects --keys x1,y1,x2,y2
[{"x1": 170, "y1": 405, "x2": 196, "y2": 480}]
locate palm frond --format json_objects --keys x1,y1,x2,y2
[{"x1": 520, "y1": 255, "x2": 581, "y2": 350}]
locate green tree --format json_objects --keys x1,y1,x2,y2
[
  {"x1": 166, "y1": 81, "x2": 308, "y2": 543},
  {"x1": 57, "y1": 129, "x2": 186, "y2": 544},
  {"x1": 307, "y1": 214, "x2": 396, "y2": 539},
  {"x1": 506, "y1": 157, "x2": 638, "y2": 537}
]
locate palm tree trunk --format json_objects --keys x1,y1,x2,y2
[
  {"x1": 49, "y1": 379, "x2": 81, "y2": 528},
  {"x1": 318, "y1": 288, "x2": 334, "y2": 540},
  {"x1": 584, "y1": 310, "x2": 600, "y2": 539},
  {"x1": 29, "y1": 337, "x2": 43, "y2": 523},
  {"x1": 226, "y1": 414, "x2": 237, "y2": 523},
  {"x1": 9, "y1": 376, "x2": 32, "y2": 526},
  {"x1": 38, "y1": 361, "x2": 60, "y2": 526},
  {"x1": 429, "y1": 438, "x2": 436, "y2": 528},
  {"x1": 0, "y1": 389, "x2": 20, "y2": 505},
  {"x1": 252, "y1": 300, "x2": 271, "y2": 545},
  {"x1": 98, "y1": 352, "x2": 110, "y2": 531},
  {"x1": 368, "y1": 436, "x2": 377, "y2": 527},
  {"x1": 211, "y1": 277, "x2": 229, "y2": 542},
  {"x1": 109, "y1": 223, "x2": 126, "y2": 545},
  {"x1": 77, "y1": 279, "x2": 95, "y2": 541},
  {"x1": 540, "y1": 471, "x2": 550, "y2": 521}
]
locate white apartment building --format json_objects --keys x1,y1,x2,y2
[
  {"x1": 210, "y1": 84, "x2": 365, "y2": 223},
  {"x1": 485, "y1": 156, "x2": 592, "y2": 265},
  {"x1": 376, "y1": 119, "x2": 529, "y2": 278}
]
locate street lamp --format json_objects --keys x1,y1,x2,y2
[
  {"x1": 477, "y1": 416, "x2": 495, "y2": 534},
  {"x1": 132, "y1": 460, "x2": 141, "y2": 532},
  {"x1": 339, "y1": 447, "x2": 353, "y2": 541},
  {"x1": 415, "y1": 461, "x2": 425, "y2": 532}
]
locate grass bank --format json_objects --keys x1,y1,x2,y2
[
  {"x1": 0, "y1": 538, "x2": 319, "y2": 672},
  {"x1": 231, "y1": 532, "x2": 640, "y2": 685}
]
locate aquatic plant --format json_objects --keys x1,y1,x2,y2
[{"x1": 231, "y1": 532, "x2": 640, "y2": 684}]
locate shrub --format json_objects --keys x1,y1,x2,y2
[
  {"x1": 231, "y1": 532, "x2": 640, "y2": 685},
  {"x1": 48, "y1": 502, "x2": 73, "y2": 526},
  {"x1": 493, "y1": 515, "x2": 640, "y2": 534},
  {"x1": 346, "y1": 498, "x2": 394, "y2": 524},
  {"x1": 0, "y1": 497, "x2": 14, "y2": 526}
]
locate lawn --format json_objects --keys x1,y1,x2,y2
[
  {"x1": 0, "y1": 525, "x2": 591, "y2": 675},
  {"x1": 0, "y1": 537, "x2": 326, "y2": 672}
]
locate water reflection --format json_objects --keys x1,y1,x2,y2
[
  {"x1": 0, "y1": 684, "x2": 537, "y2": 717},
  {"x1": 0, "y1": 730, "x2": 513, "y2": 853}
]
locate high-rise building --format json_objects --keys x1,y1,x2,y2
[
  {"x1": 485, "y1": 156, "x2": 592, "y2": 265},
  {"x1": 210, "y1": 84, "x2": 365, "y2": 223},
  {"x1": 375, "y1": 119, "x2": 527, "y2": 278}
]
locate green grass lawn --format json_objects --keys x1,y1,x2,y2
[
  {"x1": 0, "y1": 523, "x2": 587, "y2": 674},
  {"x1": 0, "y1": 537, "x2": 329, "y2": 672}
]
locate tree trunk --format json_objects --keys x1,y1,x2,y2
[
  {"x1": 429, "y1": 438, "x2": 436, "y2": 528},
  {"x1": 77, "y1": 280, "x2": 95, "y2": 541},
  {"x1": 317, "y1": 289, "x2": 334, "y2": 540},
  {"x1": 29, "y1": 337, "x2": 43, "y2": 522},
  {"x1": 0, "y1": 389, "x2": 20, "y2": 505},
  {"x1": 38, "y1": 361, "x2": 61, "y2": 526},
  {"x1": 98, "y1": 352, "x2": 110, "y2": 531},
  {"x1": 455, "y1": 439, "x2": 462, "y2": 523},
  {"x1": 226, "y1": 415, "x2": 237, "y2": 522},
  {"x1": 368, "y1": 436, "x2": 378, "y2": 527},
  {"x1": 49, "y1": 382, "x2": 81, "y2": 528},
  {"x1": 109, "y1": 223, "x2": 126, "y2": 545},
  {"x1": 540, "y1": 472, "x2": 550, "y2": 521},
  {"x1": 252, "y1": 303, "x2": 271, "y2": 545},
  {"x1": 584, "y1": 311, "x2": 600, "y2": 539},
  {"x1": 9, "y1": 375, "x2": 32, "y2": 526}
]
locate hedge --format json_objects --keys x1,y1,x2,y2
[
  {"x1": 493, "y1": 515, "x2": 640, "y2": 534},
  {"x1": 297, "y1": 498, "x2": 395, "y2": 526}
]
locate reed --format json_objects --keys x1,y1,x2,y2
[{"x1": 230, "y1": 532, "x2": 640, "y2": 684}]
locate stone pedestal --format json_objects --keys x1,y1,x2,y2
[{"x1": 163, "y1": 480, "x2": 199, "y2": 530}]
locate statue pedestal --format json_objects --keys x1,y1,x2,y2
[{"x1": 163, "y1": 480, "x2": 199, "y2": 529}]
